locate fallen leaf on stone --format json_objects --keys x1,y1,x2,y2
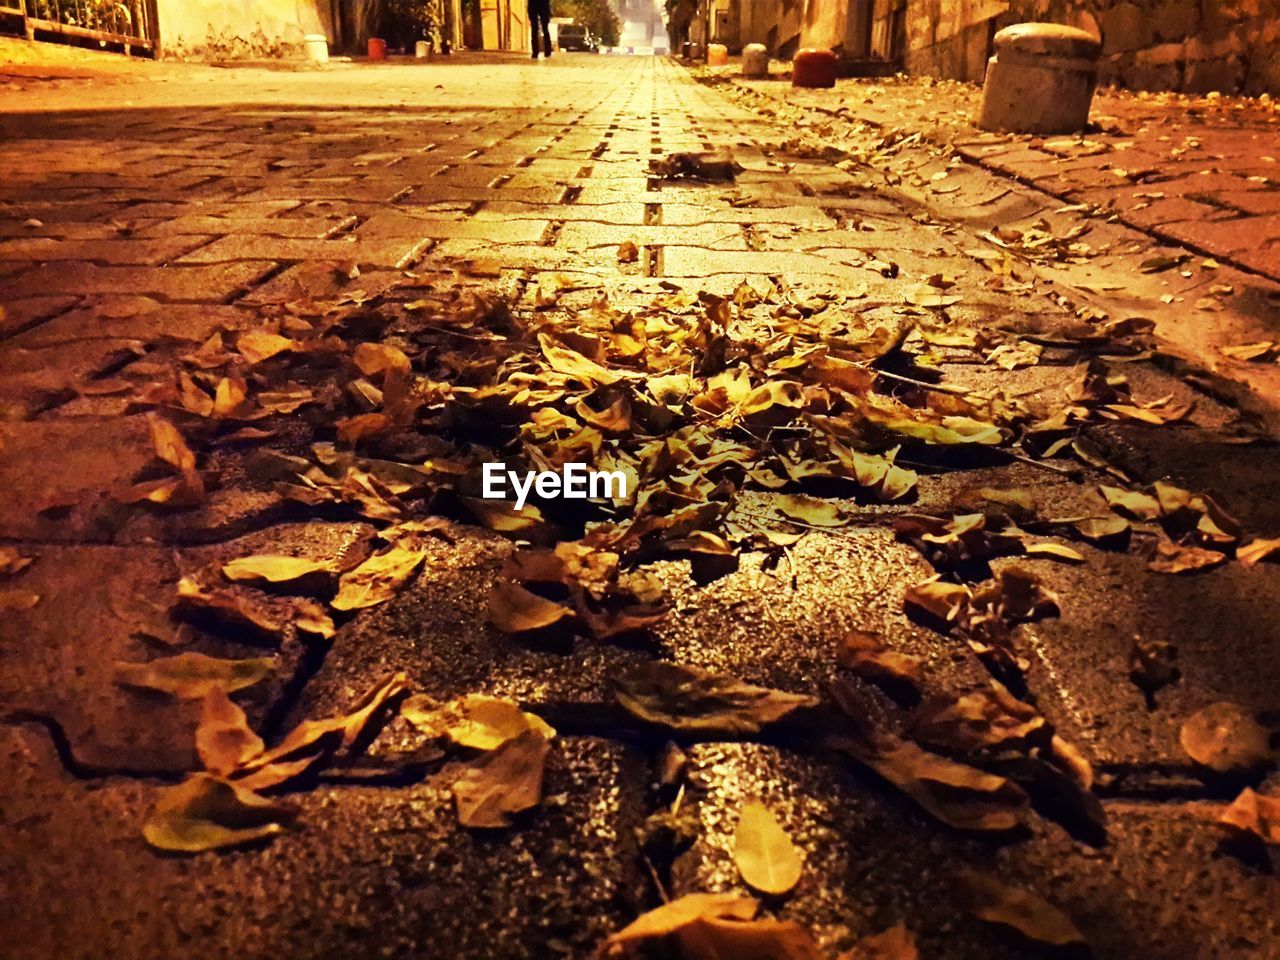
[
  {"x1": 599, "y1": 893, "x2": 759, "y2": 954},
  {"x1": 1022, "y1": 542, "x2": 1086, "y2": 563},
  {"x1": 487, "y1": 578, "x2": 574, "y2": 632},
  {"x1": 958, "y1": 869, "x2": 1086, "y2": 948},
  {"x1": 1148, "y1": 540, "x2": 1226, "y2": 574},
  {"x1": 143, "y1": 773, "x2": 294, "y2": 853},
  {"x1": 1217, "y1": 788, "x2": 1280, "y2": 846},
  {"x1": 1220, "y1": 341, "x2": 1279, "y2": 363},
  {"x1": 237, "y1": 329, "x2": 297, "y2": 365},
  {"x1": 292, "y1": 598, "x2": 337, "y2": 639},
  {"x1": 197, "y1": 688, "x2": 265, "y2": 777},
  {"x1": 234, "y1": 673, "x2": 408, "y2": 789},
  {"x1": 615, "y1": 661, "x2": 819, "y2": 736},
  {"x1": 617, "y1": 240, "x2": 639, "y2": 263},
  {"x1": 1239, "y1": 538, "x2": 1280, "y2": 568},
  {"x1": 0, "y1": 589, "x2": 40, "y2": 611},
  {"x1": 453, "y1": 728, "x2": 551, "y2": 828},
  {"x1": 113, "y1": 652, "x2": 274, "y2": 699},
  {"x1": 222, "y1": 554, "x2": 336, "y2": 588},
  {"x1": 354, "y1": 341, "x2": 412, "y2": 378},
  {"x1": 214, "y1": 376, "x2": 249, "y2": 418},
  {"x1": 598, "y1": 892, "x2": 821, "y2": 960},
  {"x1": 840, "y1": 925, "x2": 919, "y2": 960},
  {"x1": 910, "y1": 683, "x2": 1048, "y2": 754},
  {"x1": 0, "y1": 546, "x2": 33, "y2": 577},
  {"x1": 1074, "y1": 516, "x2": 1131, "y2": 546},
  {"x1": 1129, "y1": 637, "x2": 1180, "y2": 701},
  {"x1": 330, "y1": 545, "x2": 426, "y2": 611},
  {"x1": 402, "y1": 693, "x2": 555, "y2": 750},
  {"x1": 175, "y1": 576, "x2": 286, "y2": 640},
  {"x1": 776, "y1": 493, "x2": 845, "y2": 527},
  {"x1": 837, "y1": 629, "x2": 925, "y2": 686},
  {"x1": 903, "y1": 577, "x2": 970, "y2": 623},
  {"x1": 1180, "y1": 702, "x2": 1272, "y2": 774},
  {"x1": 148, "y1": 414, "x2": 196, "y2": 473},
  {"x1": 734, "y1": 800, "x2": 803, "y2": 895},
  {"x1": 1100, "y1": 485, "x2": 1160, "y2": 520}
]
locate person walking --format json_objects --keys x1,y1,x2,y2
[{"x1": 529, "y1": 0, "x2": 552, "y2": 58}]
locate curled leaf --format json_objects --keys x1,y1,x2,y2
[
  {"x1": 143, "y1": 773, "x2": 293, "y2": 853},
  {"x1": 1218, "y1": 788, "x2": 1280, "y2": 845},
  {"x1": 402, "y1": 693, "x2": 555, "y2": 750},
  {"x1": 331, "y1": 545, "x2": 426, "y2": 611},
  {"x1": 453, "y1": 729, "x2": 551, "y2": 828},
  {"x1": 615, "y1": 662, "x2": 819, "y2": 736},
  {"x1": 487, "y1": 579, "x2": 574, "y2": 632},
  {"x1": 197, "y1": 688, "x2": 265, "y2": 776}
]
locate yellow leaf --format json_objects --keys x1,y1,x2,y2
[
  {"x1": 734, "y1": 800, "x2": 803, "y2": 895},
  {"x1": 0, "y1": 589, "x2": 40, "y2": 611},
  {"x1": 775, "y1": 493, "x2": 845, "y2": 527},
  {"x1": 213, "y1": 375, "x2": 248, "y2": 418},
  {"x1": 602, "y1": 893, "x2": 758, "y2": 949},
  {"x1": 237, "y1": 329, "x2": 297, "y2": 364},
  {"x1": 0, "y1": 546, "x2": 33, "y2": 577},
  {"x1": 331, "y1": 545, "x2": 426, "y2": 611},
  {"x1": 402, "y1": 693, "x2": 556, "y2": 750},
  {"x1": 1100, "y1": 485, "x2": 1160, "y2": 520},
  {"x1": 354, "y1": 342, "x2": 412, "y2": 378},
  {"x1": 148, "y1": 414, "x2": 196, "y2": 473},
  {"x1": 222, "y1": 554, "x2": 335, "y2": 585},
  {"x1": 1148, "y1": 540, "x2": 1226, "y2": 574},
  {"x1": 1239, "y1": 538, "x2": 1280, "y2": 568},
  {"x1": 903, "y1": 578, "x2": 970, "y2": 623},
  {"x1": 113, "y1": 652, "x2": 274, "y2": 700},
  {"x1": 143, "y1": 773, "x2": 293, "y2": 853},
  {"x1": 1218, "y1": 788, "x2": 1280, "y2": 845},
  {"x1": 1022, "y1": 542, "x2": 1086, "y2": 563}
]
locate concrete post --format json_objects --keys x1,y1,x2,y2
[{"x1": 978, "y1": 23, "x2": 1102, "y2": 134}]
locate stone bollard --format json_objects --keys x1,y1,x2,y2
[
  {"x1": 415, "y1": 40, "x2": 431, "y2": 58},
  {"x1": 742, "y1": 43, "x2": 768, "y2": 78},
  {"x1": 707, "y1": 43, "x2": 729, "y2": 66},
  {"x1": 978, "y1": 23, "x2": 1102, "y2": 134},
  {"x1": 793, "y1": 48, "x2": 837, "y2": 88},
  {"x1": 303, "y1": 34, "x2": 329, "y2": 64}
]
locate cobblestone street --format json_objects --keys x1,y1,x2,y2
[{"x1": 2, "y1": 53, "x2": 1280, "y2": 960}]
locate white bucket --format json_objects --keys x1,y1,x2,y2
[
  {"x1": 415, "y1": 40, "x2": 431, "y2": 58},
  {"x1": 304, "y1": 34, "x2": 329, "y2": 64}
]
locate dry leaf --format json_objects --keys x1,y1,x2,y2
[
  {"x1": 237, "y1": 329, "x2": 296, "y2": 364},
  {"x1": 148, "y1": 414, "x2": 196, "y2": 473},
  {"x1": 776, "y1": 494, "x2": 845, "y2": 527},
  {"x1": 1179, "y1": 702, "x2": 1272, "y2": 774},
  {"x1": 354, "y1": 342, "x2": 412, "y2": 378},
  {"x1": 453, "y1": 729, "x2": 551, "y2": 828},
  {"x1": 615, "y1": 662, "x2": 819, "y2": 736},
  {"x1": 1218, "y1": 788, "x2": 1280, "y2": 845},
  {"x1": 840, "y1": 925, "x2": 918, "y2": 960},
  {"x1": 617, "y1": 240, "x2": 639, "y2": 263},
  {"x1": 1148, "y1": 540, "x2": 1226, "y2": 574},
  {"x1": 402, "y1": 693, "x2": 555, "y2": 750},
  {"x1": 734, "y1": 801, "x2": 803, "y2": 895},
  {"x1": 331, "y1": 545, "x2": 426, "y2": 611},
  {"x1": 175, "y1": 576, "x2": 285, "y2": 640},
  {"x1": 222, "y1": 554, "x2": 335, "y2": 586},
  {"x1": 143, "y1": 773, "x2": 293, "y2": 853},
  {"x1": 0, "y1": 546, "x2": 33, "y2": 577},
  {"x1": 197, "y1": 688, "x2": 265, "y2": 777},
  {"x1": 1239, "y1": 538, "x2": 1280, "y2": 568},
  {"x1": 487, "y1": 579, "x2": 574, "y2": 632},
  {"x1": 113, "y1": 652, "x2": 274, "y2": 700},
  {"x1": 599, "y1": 893, "x2": 759, "y2": 952},
  {"x1": 1100, "y1": 485, "x2": 1160, "y2": 520},
  {"x1": 0, "y1": 589, "x2": 40, "y2": 611},
  {"x1": 958, "y1": 869, "x2": 1086, "y2": 948},
  {"x1": 837, "y1": 630, "x2": 925, "y2": 686},
  {"x1": 910, "y1": 683, "x2": 1047, "y2": 754},
  {"x1": 903, "y1": 578, "x2": 970, "y2": 623}
]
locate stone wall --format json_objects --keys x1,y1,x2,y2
[
  {"x1": 897, "y1": 0, "x2": 1280, "y2": 94},
  {"x1": 155, "y1": 0, "x2": 334, "y2": 59}
]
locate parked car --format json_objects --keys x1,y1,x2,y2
[{"x1": 557, "y1": 24, "x2": 597, "y2": 52}]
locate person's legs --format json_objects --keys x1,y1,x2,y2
[
  {"x1": 540, "y1": 11, "x2": 551, "y2": 57},
  {"x1": 528, "y1": 2, "x2": 541, "y2": 56}
]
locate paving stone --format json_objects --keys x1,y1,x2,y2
[
  {"x1": 0, "y1": 236, "x2": 213, "y2": 265},
  {"x1": 0, "y1": 725, "x2": 646, "y2": 960},
  {"x1": 356, "y1": 213, "x2": 550, "y2": 243},
  {"x1": 131, "y1": 215, "x2": 357, "y2": 239},
  {"x1": 0, "y1": 338, "x2": 143, "y2": 417},
  {"x1": 0, "y1": 295, "x2": 79, "y2": 337},
  {"x1": 177, "y1": 235, "x2": 430, "y2": 270},
  {"x1": 670, "y1": 742, "x2": 1280, "y2": 959},
  {"x1": 13, "y1": 297, "x2": 255, "y2": 347},
  {"x1": 556, "y1": 221, "x2": 748, "y2": 251},
  {"x1": 0, "y1": 261, "x2": 276, "y2": 302}
]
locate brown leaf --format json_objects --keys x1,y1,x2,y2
[
  {"x1": 1218, "y1": 788, "x2": 1280, "y2": 845},
  {"x1": 903, "y1": 577, "x2": 970, "y2": 623},
  {"x1": 1100, "y1": 484, "x2": 1159, "y2": 520},
  {"x1": 959, "y1": 869, "x2": 1086, "y2": 948},
  {"x1": 487, "y1": 579, "x2": 574, "y2": 632},
  {"x1": 840, "y1": 925, "x2": 919, "y2": 960},
  {"x1": 615, "y1": 662, "x2": 819, "y2": 736},
  {"x1": 910, "y1": 683, "x2": 1048, "y2": 754},
  {"x1": 237, "y1": 329, "x2": 297, "y2": 364},
  {"x1": 331, "y1": 545, "x2": 426, "y2": 611},
  {"x1": 599, "y1": 893, "x2": 759, "y2": 954},
  {"x1": 0, "y1": 589, "x2": 40, "y2": 611},
  {"x1": 175, "y1": 576, "x2": 286, "y2": 640},
  {"x1": 354, "y1": 342, "x2": 412, "y2": 378},
  {"x1": 453, "y1": 729, "x2": 551, "y2": 828},
  {"x1": 776, "y1": 494, "x2": 845, "y2": 527},
  {"x1": 617, "y1": 240, "x2": 639, "y2": 263},
  {"x1": 197, "y1": 688, "x2": 265, "y2": 776},
  {"x1": 1180, "y1": 702, "x2": 1272, "y2": 774},
  {"x1": 1148, "y1": 540, "x2": 1226, "y2": 574},
  {"x1": 837, "y1": 629, "x2": 925, "y2": 686},
  {"x1": 143, "y1": 773, "x2": 293, "y2": 853},
  {"x1": 148, "y1": 414, "x2": 196, "y2": 473},
  {"x1": 734, "y1": 800, "x2": 803, "y2": 895},
  {"x1": 222, "y1": 554, "x2": 336, "y2": 587},
  {"x1": 0, "y1": 546, "x2": 33, "y2": 577},
  {"x1": 113, "y1": 652, "x2": 274, "y2": 700}
]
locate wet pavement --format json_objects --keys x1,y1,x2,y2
[{"x1": 2, "y1": 52, "x2": 1280, "y2": 960}]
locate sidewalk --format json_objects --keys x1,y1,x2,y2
[{"x1": 705, "y1": 65, "x2": 1280, "y2": 419}]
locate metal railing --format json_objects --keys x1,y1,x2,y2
[{"x1": 1, "y1": 0, "x2": 155, "y2": 53}]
